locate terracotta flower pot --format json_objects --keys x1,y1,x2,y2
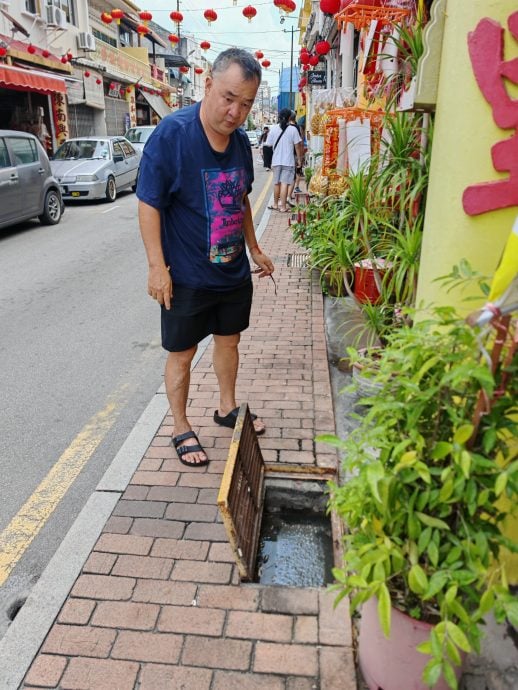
[{"x1": 359, "y1": 597, "x2": 464, "y2": 690}]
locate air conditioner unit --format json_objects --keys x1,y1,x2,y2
[
  {"x1": 46, "y1": 5, "x2": 67, "y2": 28},
  {"x1": 77, "y1": 31, "x2": 96, "y2": 52}
]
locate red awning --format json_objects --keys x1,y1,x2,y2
[{"x1": 0, "y1": 64, "x2": 67, "y2": 95}]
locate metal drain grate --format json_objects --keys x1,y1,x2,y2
[
  {"x1": 217, "y1": 403, "x2": 265, "y2": 581},
  {"x1": 287, "y1": 252, "x2": 310, "y2": 268}
]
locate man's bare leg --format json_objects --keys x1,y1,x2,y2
[
  {"x1": 165, "y1": 347, "x2": 208, "y2": 464},
  {"x1": 278, "y1": 182, "x2": 289, "y2": 211},
  {"x1": 213, "y1": 333, "x2": 265, "y2": 433}
]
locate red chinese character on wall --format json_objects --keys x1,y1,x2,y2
[{"x1": 463, "y1": 12, "x2": 518, "y2": 216}]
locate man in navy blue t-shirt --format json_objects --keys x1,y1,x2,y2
[{"x1": 137, "y1": 48, "x2": 274, "y2": 468}]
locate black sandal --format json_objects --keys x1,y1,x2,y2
[
  {"x1": 213, "y1": 408, "x2": 266, "y2": 436},
  {"x1": 172, "y1": 430, "x2": 209, "y2": 467}
]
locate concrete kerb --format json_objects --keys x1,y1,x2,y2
[{"x1": 0, "y1": 203, "x2": 274, "y2": 689}]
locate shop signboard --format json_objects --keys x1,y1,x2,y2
[{"x1": 308, "y1": 71, "x2": 327, "y2": 87}]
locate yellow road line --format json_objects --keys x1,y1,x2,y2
[
  {"x1": 0, "y1": 389, "x2": 126, "y2": 586},
  {"x1": 0, "y1": 173, "x2": 273, "y2": 587},
  {"x1": 251, "y1": 172, "x2": 273, "y2": 219}
]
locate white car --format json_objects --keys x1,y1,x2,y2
[
  {"x1": 246, "y1": 131, "x2": 259, "y2": 147},
  {"x1": 51, "y1": 136, "x2": 140, "y2": 202},
  {"x1": 124, "y1": 125, "x2": 156, "y2": 153}
]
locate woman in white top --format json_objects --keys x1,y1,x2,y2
[{"x1": 265, "y1": 108, "x2": 303, "y2": 212}]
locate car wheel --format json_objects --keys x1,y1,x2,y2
[
  {"x1": 38, "y1": 189, "x2": 63, "y2": 225},
  {"x1": 105, "y1": 176, "x2": 117, "y2": 202}
]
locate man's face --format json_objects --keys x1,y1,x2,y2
[{"x1": 204, "y1": 63, "x2": 259, "y2": 135}]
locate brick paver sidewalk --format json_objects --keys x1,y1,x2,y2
[{"x1": 22, "y1": 208, "x2": 357, "y2": 690}]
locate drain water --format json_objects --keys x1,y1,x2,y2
[
  {"x1": 255, "y1": 482, "x2": 334, "y2": 587},
  {"x1": 7, "y1": 596, "x2": 26, "y2": 621}
]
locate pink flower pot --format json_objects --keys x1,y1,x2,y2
[{"x1": 359, "y1": 597, "x2": 464, "y2": 690}]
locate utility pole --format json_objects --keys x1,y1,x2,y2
[{"x1": 289, "y1": 25, "x2": 294, "y2": 111}]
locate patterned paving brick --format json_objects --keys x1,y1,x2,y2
[
  {"x1": 138, "y1": 663, "x2": 213, "y2": 690},
  {"x1": 111, "y1": 630, "x2": 183, "y2": 663},
  {"x1": 151, "y1": 537, "x2": 210, "y2": 560},
  {"x1": 59, "y1": 657, "x2": 138, "y2": 690},
  {"x1": 226, "y1": 610, "x2": 293, "y2": 642},
  {"x1": 91, "y1": 601, "x2": 159, "y2": 630},
  {"x1": 24, "y1": 654, "x2": 67, "y2": 687},
  {"x1": 254, "y1": 642, "x2": 319, "y2": 676},
  {"x1": 58, "y1": 599, "x2": 96, "y2": 625},
  {"x1": 182, "y1": 635, "x2": 252, "y2": 670},
  {"x1": 71, "y1": 574, "x2": 135, "y2": 601},
  {"x1": 212, "y1": 670, "x2": 285, "y2": 690},
  {"x1": 42, "y1": 624, "x2": 115, "y2": 658},
  {"x1": 158, "y1": 604, "x2": 226, "y2": 636},
  {"x1": 133, "y1": 579, "x2": 196, "y2": 606}
]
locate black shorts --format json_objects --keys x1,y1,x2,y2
[{"x1": 161, "y1": 280, "x2": 253, "y2": 352}]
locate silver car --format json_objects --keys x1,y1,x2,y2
[
  {"x1": 0, "y1": 130, "x2": 64, "y2": 229},
  {"x1": 124, "y1": 125, "x2": 156, "y2": 153},
  {"x1": 51, "y1": 136, "x2": 140, "y2": 202}
]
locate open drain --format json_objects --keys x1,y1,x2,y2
[{"x1": 256, "y1": 481, "x2": 334, "y2": 586}]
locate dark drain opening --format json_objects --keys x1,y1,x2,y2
[
  {"x1": 255, "y1": 480, "x2": 334, "y2": 586},
  {"x1": 7, "y1": 596, "x2": 26, "y2": 621}
]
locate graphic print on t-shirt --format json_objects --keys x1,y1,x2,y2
[{"x1": 203, "y1": 167, "x2": 246, "y2": 263}]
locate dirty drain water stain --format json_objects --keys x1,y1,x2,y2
[{"x1": 256, "y1": 511, "x2": 334, "y2": 587}]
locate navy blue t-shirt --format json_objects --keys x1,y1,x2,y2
[{"x1": 136, "y1": 102, "x2": 254, "y2": 290}]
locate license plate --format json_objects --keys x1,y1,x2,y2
[{"x1": 71, "y1": 191, "x2": 80, "y2": 197}]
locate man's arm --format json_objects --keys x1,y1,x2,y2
[
  {"x1": 242, "y1": 195, "x2": 274, "y2": 277},
  {"x1": 138, "y1": 200, "x2": 172, "y2": 310}
]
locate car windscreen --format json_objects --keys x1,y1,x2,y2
[
  {"x1": 125, "y1": 128, "x2": 153, "y2": 144},
  {"x1": 54, "y1": 140, "x2": 110, "y2": 160}
]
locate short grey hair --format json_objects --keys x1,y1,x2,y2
[{"x1": 212, "y1": 48, "x2": 262, "y2": 84}]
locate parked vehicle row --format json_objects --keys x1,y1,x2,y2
[{"x1": 0, "y1": 127, "x2": 159, "y2": 230}]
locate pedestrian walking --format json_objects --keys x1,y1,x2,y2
[
  {"x1": 259, "y1": 126, "x2": 272, "y2": 170},
  {"x1": 266, "y1": 108, "x2": 304, "y2": 213},
  {"x1": 137, "y1": 48, "x2": 274, "y2": 468}
]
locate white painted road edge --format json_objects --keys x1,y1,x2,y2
[{"x1": 0, "y1": 206, "x2": 272, "y2": 689}]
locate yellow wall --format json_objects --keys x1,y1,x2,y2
[{"x1": 416, "y1": 0, "x2": 518, "y2": 312}]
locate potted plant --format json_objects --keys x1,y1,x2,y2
[{"x1": 323, "y1": 307, "x2": 518, "y2": 690}]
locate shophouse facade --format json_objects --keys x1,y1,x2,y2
[{"x1": 0, "y1": 0, "x2": 175, "y2": 152}]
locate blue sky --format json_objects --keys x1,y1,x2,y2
[{"x1": 143, "y1": 0, "x2": 301, "y2": 94}]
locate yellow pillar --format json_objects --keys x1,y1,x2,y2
[
  {"x1": 416, "y1": 0, "x2": 518, "y2": 583},
  {"x1": 416, "y1": 0, "x2": 518, "y2": 311}
]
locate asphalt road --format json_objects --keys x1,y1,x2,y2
[{"x1": 0, "y1": 153, "x2": 272, "y2": 636}]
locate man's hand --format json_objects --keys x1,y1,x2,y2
[
  {"x1": 250, "y1": 247, "x2": 274, "y2": 278},
  {"x1": 148, "y1": 265, "x2": 172, "y2": 310}
]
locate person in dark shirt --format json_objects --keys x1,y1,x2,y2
[{"x1": 137, "y1": 48, "x2": 274, "y2": 467}]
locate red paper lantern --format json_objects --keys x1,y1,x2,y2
[
  {"x1": 303, "y1": 64, "x2": 310, "y2": 71},
  {"x1": 309, "y1": 54, "x2": 320, "y2": 66},
  {"x1": 138, "y1": 10, "x2": 152, "y2": 24},
  {"x1": 137, "y1": 24, "x2": 150, "y2": 35},
  {"x1": 320, "y1": 0, "x2": 340, "y2": 14},
  {"x1": 299, "y1": 77, "x2": 307, "y2": 87},
  {"x1": 273, "y1": 0, "x2": 296, "y2": 15},
  {"x1": 242, "y1": 5, "x2": 257, "y2": 22},
  {"x1": 300, "y1": 51, "x2": 310, "y2": 65},
  {"x1": 111, "y1": 8, "x2": 123, "y2": 24},
  {"x1": 0, "y1": 45, "x2": 7, "y2": 57},
  {"x1": 168, "y1": 33, "x2": 180, "y2": 45},
  {"x1": 96, "y1": 78, "x2": 102, "y2": 84},
  {"x1": 255, "y1": 50, "x2": 264, "y2": 60},
  {"x1": 120, "y1": 88, "x2": 125, "y2": 95},
  {"x1": 261, "y1": 59, "x2": 271, "y2": 68},
  {"x1": 84, "y1": 71, "x2": 90, "y2": 77},
  {"x1": 194, "y1": 67, "x2": 204, "y2": 75},
  {"x1": 200, "y1": 40, "x2": 211, "y2": 51},
  {"x1": 204, "y1": 8, "x2": 218, "y2": 24},
  {"x1": 27, "y1": 44, "x2": 36, "y2": 54},
  {"x1": 61, "y1": 56, "x2": 68, "y2": 64},
  {"x1": 67, "y1": 51, "x2": 73, "y2": 61},
  {"x1": 101, "y1": 12, "x2": 113, "y2": 24},
  {"x1": 179, "y1": 65, "x2": 189, "y2": 74},
  {"x1": 169, "y1": 10, "x2": 183, "y2": 25},
  {"x1": 42, "y1": 49, "x2": 50, "y2": 58},
  {"x1": 315, "y1": 40, "x2": 331, "y2": 56},
  {"x1": 109, "y1": 82, "x2": 115, "y2": 89}
]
